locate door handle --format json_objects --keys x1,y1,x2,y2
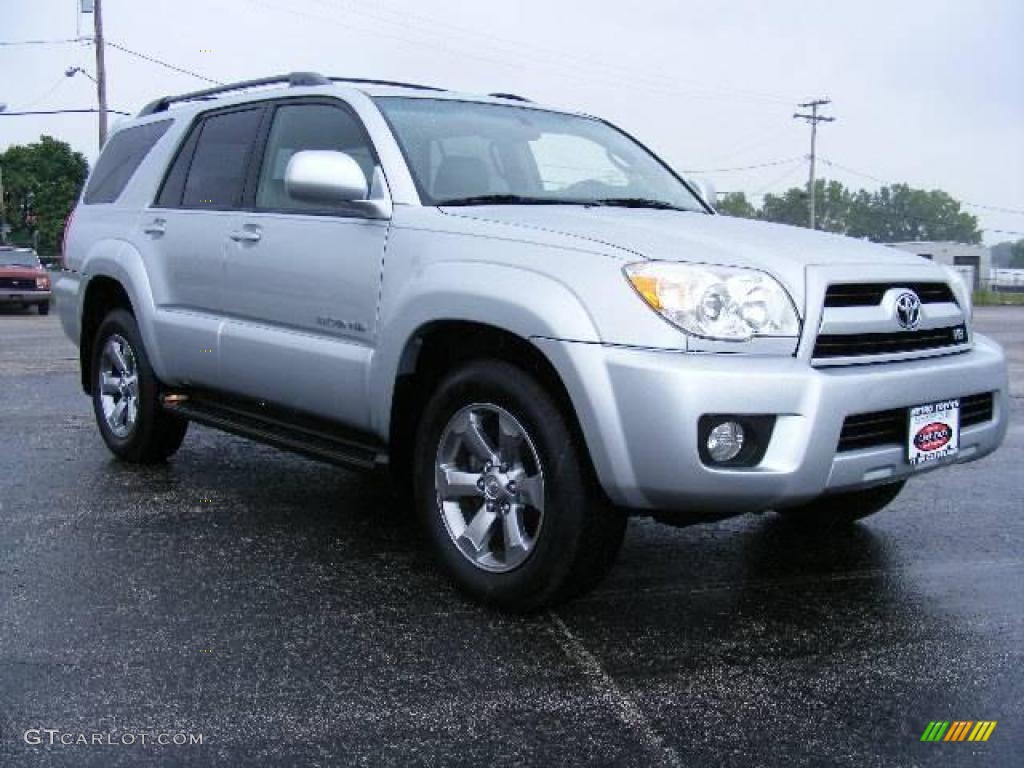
[
  {"x1": 143, "y1": 219, "x2": 166, "y2": 236},
  {"x1": 229, "y1": 229, "x2": 261, "y2": 243}
]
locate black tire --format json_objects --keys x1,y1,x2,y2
[
  {"x1": 775, "y1": 480, "x2": 906, "y2": 529},
  {"x1": 38, "y1": 301, "x2": 50, "y2": 316},
  {"x1": 414, "y1": 359, "x2": 626, "y2": 611},
  {"x1": 91, "y1": 308, "x2": 188, "y2": 463}
]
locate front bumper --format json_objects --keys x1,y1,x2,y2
[
  {"x1": 535, "y1": 335, "x2": 1009, "y2": 513},
  {"x1": 0, "y1": 288, "x2": 50, "y2": 305}
]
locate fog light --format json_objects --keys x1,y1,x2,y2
[{"x1": 707, "y1": 421, "x2": 745, "y2": 463}]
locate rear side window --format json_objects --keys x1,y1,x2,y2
[
  {"x1": 83, "y1": 120, "x2": 171, "y2": 204},
  {"x1": 181, "y1": 108, "x2": 263, "y2": 209}
]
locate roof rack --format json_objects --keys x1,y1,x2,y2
[
  {"x1": 488, "y1": 92, "x2": 532, "y2": 102},
  {"x1": 137, "y1": 71, "x2": 448, "y2": 116},
  {"x1": 327, "y1": 77, "x2": 446, "y2": 92}
]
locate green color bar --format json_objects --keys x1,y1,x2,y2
[
  {"x1": 921, "y1": 722, "x2": 938, "y2": 741},
  {"x1": 933, "y1": 722, "x2": 950, "y2": 741}
]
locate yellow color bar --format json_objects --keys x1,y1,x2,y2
[{"x1": 981, "y1": 721, "x2": 997, "y2": 741}]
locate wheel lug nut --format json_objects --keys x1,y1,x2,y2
[{"x1": 477, "y1": 477, "x2": 485, "y2": 490}]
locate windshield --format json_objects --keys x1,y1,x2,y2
[
  {"x1": 375, "y1": 97, "x2": 706, "y2": 211},
  {"x1": 0, "y1": 250, "x2": 40, "y2": 268}
]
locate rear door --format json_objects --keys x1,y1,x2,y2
[
  {"x1": 142, "y1": 106, "x2": 265, "y2": 388},
  {"x1": 219, "y1": 99, "x2": 389, "y2": 428}
]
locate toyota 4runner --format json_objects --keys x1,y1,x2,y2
[{"x1": 57, "y1": 73, "x2": 1009, "y2": 610}]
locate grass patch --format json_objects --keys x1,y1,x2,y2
[{"x1": 973, "y1": 290, "x2": 1024, "y2": 306}]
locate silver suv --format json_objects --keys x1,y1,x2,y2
[{"x1": 58, "y1": 73, "x2": 1009, "y2": 609}]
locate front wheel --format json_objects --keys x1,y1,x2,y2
[
  {"x1": 775, "y1": 481, "x2": 906, "y2": 529},
  {"x1": 414, "y1": 359, "x2": 626, "y2": 611},
  {"x1": 91, "y1": 309, "x2": 188, "y2": 463},
  {"x1": 37, "y1": 301, "x2": 50, "y2": 315}
]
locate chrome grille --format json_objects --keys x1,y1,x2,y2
[
  {"x1": 813, "y1": 324, "x2": 968, "y2": 359},
  {"x1": 0, "y1": 277, "x2": 38, "y2": 290},
  {"x1": 812, "y1": 279, "x2": 967, "y2": 364},
  {"x1": 824, "y1": 282, "x2": 956, "y2": 307}
]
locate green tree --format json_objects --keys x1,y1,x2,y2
[
  {"x1": 715, "y1": 191, "x2": 758, "y2": 219},
  {"x1": 747, "y1": 179, "x2": 981, "y2": 244},
  {"x1": 0, "y1": 136, "x2": 89, "y2": 255},
  {"x1": 1010, "y1": 240, "x2": 1024, "y2": 268},
  {"x1": 850, "y1": 184, "x2": 981, "y2": 244}
]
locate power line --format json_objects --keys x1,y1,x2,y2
[
  {"x1": 818, "y1": 158, "x2": 1024, "y2": 216},
  {"x1": 962, "y1": 202, "x2": 1024, "y2": 216},
  {"x1": 752, "y1": 159, "x2": 808, "y2": 196},
  {"x1": 0, "y1": 38, "x2": 84, "y2": 47},
  {"x1": 106, "y1": 41, "x2": 222, "y2": 85},
  {"x1": 246, "y1": 0, "x2": 796, "y2": 109},
  {"x1": 682, "y1": 156, "x2": 805, "y2": 174},
  {"x1": 0, "y1": 108, "x2": 131, "y2": 116},
  {"x1": 313, "y1": 0, "x2": 798, "y2": 106}
]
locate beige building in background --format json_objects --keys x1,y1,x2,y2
[{"x1": 886, "y1": 241, "x2": 991, "y2": 290}]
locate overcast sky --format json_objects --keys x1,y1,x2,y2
[{"x1": 2, "y1": 0, "x2": 1022, "y2": 243}]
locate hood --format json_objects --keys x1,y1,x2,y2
[
  {"x1": 440, "y1": 206, "x2": 933, "y2": 295},
  {"x1": 0, "y1": 266, "x2": 45, "y2": 279}
]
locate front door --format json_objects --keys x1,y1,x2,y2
[{"x1": 219, "y1": 100, "x2": 389, "y2": 430}]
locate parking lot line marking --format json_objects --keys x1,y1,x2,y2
[{"x1": 548, "y1": 613, "x2": 684, "y2": 768}]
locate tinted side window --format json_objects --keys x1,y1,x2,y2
[
  {"x1": 155, "y1": 124, "x2": 201, "y2": 208},
  {"x1": 256, "y1": 104, "x2": 377, "y2": 212},
  {"x1": 181, "y1": 109, "x2": 263, "y2": 209},
  {"x1": 83, "y1": 120, "x2": 171, "y2": 204}
]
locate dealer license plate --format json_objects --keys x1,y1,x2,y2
[{"x1": 908, "y1": 399, "x2": 959, "y2": 466}]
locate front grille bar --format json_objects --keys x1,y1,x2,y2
[
  {"x1": 813, "y1": 324, "x2": 967, "y2": 359},
  {"x1": 824, "y1": 282, "x2": 956, "y2": 307}
]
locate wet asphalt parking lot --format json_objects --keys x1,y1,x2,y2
[{"x1": 1, "y1": 303, "x2": 1022, "y2": 767}]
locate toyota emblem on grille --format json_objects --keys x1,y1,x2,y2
[{"x1": 895, "y1": 291, "x2": 922, "y2": 330}]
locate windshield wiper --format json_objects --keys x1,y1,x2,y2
[
  {"x1": 437, "y1": 194, "x2": 588, "y2": 207},
  {"x1": 590, "y1": 197, "x2": 692, "y2": 211}
]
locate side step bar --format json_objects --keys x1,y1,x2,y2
[{"x1": 162, "y1": 392, "x2": 386, "y2": 471}]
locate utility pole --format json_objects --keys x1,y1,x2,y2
[
  {"x1": 793, "y1": 99, "x2": 835, "y2": 230},
  {"x1": 92, "y1": 0, "x2": 109, "y2": 147}
]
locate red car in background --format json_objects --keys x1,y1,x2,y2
[{"x1": 0, "y1": 246, "x2": 51, "y2": 315}]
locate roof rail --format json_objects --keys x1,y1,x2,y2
[
  {"x1": 137, "y1": 71, "x2": 331, "y2": 116},
  {"x1": 327, "y1": 77, "x2": 446, "y2": 93},
  {"x1": 488, "y1": 92, "x2": 532, "y2": 102}
]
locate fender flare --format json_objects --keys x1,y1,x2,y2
[
  {"x1": 368, "y1": 260, "x2": 601, "y2": 437},
  {"x1": 80, "y1": 239, "x2": 170, "y2": 380}
]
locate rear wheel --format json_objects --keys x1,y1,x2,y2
[
  {"x1": 414, "y1": 359, "x2": 626, "y2": 611},
  {"x1": 37, "y1": 301, "x2": 50, "y2": 315},
  {"x1": 775, "y1": 481, "x2": 906, "y2": 529},
  {"x1": 91, "y1": 309, "x2": 188, "y2": 463}
]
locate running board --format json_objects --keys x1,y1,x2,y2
[{"x1": 162, "y1": 392, "x2": 386, "y2": 471}]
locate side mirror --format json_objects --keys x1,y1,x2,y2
[
  {"x1": 690, "y1": 177, "x2": 718, "y2": 210},
  {"x1": 285, "y1": 150, "x2": 369, "y2": 205}
]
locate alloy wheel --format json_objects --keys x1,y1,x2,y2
[
  {"x1": 434, "y1": 403, "x2": 546, "y2": 573},
  {"x1": 98, "y1": 334, "x2": 140, "y2": 439}
]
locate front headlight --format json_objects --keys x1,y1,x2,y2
[{"x1": 625, "y1": 262, "x2": 799, "y2": 341}]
